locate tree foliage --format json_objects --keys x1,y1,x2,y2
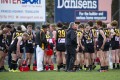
[
  {"x1": 112, "y1": 0, "x2": 119, "y2": 22},
  {"x1": 46, "y1": 0, "x2": 54, "y2": 23}
]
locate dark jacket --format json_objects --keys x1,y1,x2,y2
[
  {"x1": 35, "y1": 30, "x2": 47, "y2": 48},
  {"x1": 65, "y1": 28, "x2": 77, "y2": 48}
]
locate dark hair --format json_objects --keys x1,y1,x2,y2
[
  {"x1": 36, "y1": 26, "x2": 40, "y2": 30},
  {"x1": 102, "y1": 23, "x2": 107, "y2": 28},
  {"x1": 17, "y1": 26, "x2": 22, "y2": 31},
  {"x1": 0, "y1": 24, "x2": 5, "y2": 30},
  {"x1": 111, "y1": 20, "x2": 118, "y2": 27},
  {"x1": 62, "y1": 25, "x2": 68, "y2": 29},
  {"x1": 75, "y1": 21, "x2": 80, "y2": 25},
  {"x1": 93, "y1": 25, "x2": 97, "y2": 29},
  {"x1": 87, "y1": 21, "x2": 93, "y2": 27},
  {"x1": 96, "y1": 20, "x2": 102, "y2": 26},
  {"x1": 46, "y1": 23, "x2": 50, "y2": 28},
  {"x1": 5, "y1": 24, "x2": 12, "y2": 29},
  {"x1": 57, "y1": 22, "x2": 63, "y2": 28},
  {"x1": 42, "y1": 25, "x2": 48, "y2": 28},
  {"x1": 27, "y1": 25, "x2": 32, "y2": 28}
]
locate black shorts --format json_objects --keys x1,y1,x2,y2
[
  {"x1": 103, "y1": 42, "x2": 110, "y2": 51},
  {"x1": 20, "y1": 48, "x2": 24, "y2": 53},
  {"x1": 111, "y1": 41, "x2": 119, "y2": 50},
  {"x1": 84, "y1": 44, "x2": 94, "y2": 53},
  {"x1": 119, "y1": 44, "x2": 120, "y2": 49},
  {"x1": 8, "y1": 47, "x2": 24, "y2": 54},
  {"x1": 26, "y1": 47, "x2": 34, "y2": 53},
  {"x1": 78, "y1": 47, "x2": 83, "y2": 53},
  {"x1": 96, "y1": 41, "x2": 103, "y2": 51},
  {"x1": 56, "y1": 44, "x2": 66, "y2": 52}
]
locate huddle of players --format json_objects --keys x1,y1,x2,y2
[
  {"x1": 9, "y1": 25, "x2": 35, "y2": 72},
  {"x1": 73, "y1": 20, "x2": 120, "y2": 72},
  {"x1": 55, "y1": 20, "x2": 120, "y2": 72},
  {"x1": 0, "y1": 20, "x2": 120, "y2": 72},
  {"x1": 0, "y1": 23, "x2": 66, "y2": 72},
  {"x1": 0, "y1": 24, "x2": 35, "y2": 72}
]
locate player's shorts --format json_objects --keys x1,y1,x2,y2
[
  {"x1": 78, "y1": 46, "x2": 83, "y2": 53},
  {"x1": 84, "y1": 44, "x2": 94, "y2": 53},
  {"x1": 119, "y1": 41, "x2": 120, "y2": 49},
  {"x1": 49, "y1": 43, "x2": 54, "y2": 50},
  {"x1": 26, "y1": 46, "x2": 34, "y2": 53},
  {"x1": 56, "y1": 43, "x2": 66, "y2": 52},
  {"x1": 8, "y1": 46, "x2": 24, "y2": 54},
  {"x1": 103, "y1": 42, "x2": 110, "y2": 51},
  {"x1": 20, "y1": 48, "x2": 24, "y2": 53},
  {"x1": 111, "y1": 41, "x2": 119, "y2": 50},
  {"x1": 96, "y1": 41, "x2": 103, "y2": 51}
]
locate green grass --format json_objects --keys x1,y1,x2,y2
[{"x1": 0, "y1": 66, "x2": 120, "y2": 80}]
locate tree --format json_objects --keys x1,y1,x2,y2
[
  {"x1": 112, "y1": 0, "x2": 119, "y2": 23},
  {"x1": 46, "y1": 0, "x2": 54, "y2": 23}
]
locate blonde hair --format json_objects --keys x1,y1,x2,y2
[
  {"x1": 22, "y1": 33, "x2": 29, "y2": 37},
  {"x1": 50, "y1": 24, "x2": 56, "y2": 30}
]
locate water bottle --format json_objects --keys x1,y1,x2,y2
[{"x1": 36, "y1": 45, "x2": 40, "y2": 53}]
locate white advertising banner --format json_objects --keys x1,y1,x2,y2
[{"x1": 0, "y1": 0, "x2": 45, "y2": 22}]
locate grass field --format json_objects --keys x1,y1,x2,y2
[{"x1": 0, "y1": 66, "x2": 120, "y2": 80}]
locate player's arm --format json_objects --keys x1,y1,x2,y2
[
  {"x1": 79, "y1": 33, "x2": 84, "y2": 50},
  {"x1": 110, "y1": 29, "x2": 115, "y2": 39},
  {"x1": 16, "y1": 37, "x2": 22, "y2": 54},
  {"x1": 12, "y1": 32, "x2": 15, "y2": 40},
  {"x1": 100, "y1": 30, "x2": 106, "y2": 50},
  {"x1": 93, "y1": 32, "x2": 97, "y2": 49},
  {"x1": 0, "y1": 30, "x2": 3, "y2": 35},
  {"x1": 76, "y1": 33, "x2": 80, "y2": 52},
  {"x1": 32, "y1": 36, "x2": 35, "y2": 46},
  {"x1": 52, "y1": 30, "x2": 57, "y2": 41}
]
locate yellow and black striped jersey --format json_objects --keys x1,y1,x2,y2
[
  {"x1": 114, "y1": 28, "x2": 120, "y2": 37},
  {"x1": 56, "y1": 29, "x2": 66, "y2": 44},
  {"x1": 103, "y1": 28, "x2": 111, "y2": 38},
  {"x1": 91, "y1": 28, "x2": 97, "y2": 38}
]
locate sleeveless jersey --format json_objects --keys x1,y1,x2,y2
[
  {"x1": 82, "y1": 30, "x2": 94, "y2": 45},
  {"x1": 103, "y1": 28, "x2": 111, "y2": 42},
  {"x1": 26, "y1": 31, "x2": 34, "y2": 46},
  {"x1": 13, "y1": 31, "x2": 23, "y2": 39},
  {"x1": 10, "y1": 37, "x2": 25, "y2": 50},
  {"x1": 46, "y1": 31, "x2": 54, "y2": 43},
  {"x1": 91, "y1": 28, "x2": 97, "y2": 38},
  {"x1": 56, "y1": 29, "x2": 66, "y2": 45}
]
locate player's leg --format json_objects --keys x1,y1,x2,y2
[
  {"x1": 0, "y1": 51, "x2": 4, "y2": 72},
  {"x1": 62, "y1": 51, "x2": 66, "y2": 70},
  {"x1": 80, "y1": 52, "x2": 84, "y2": 70},
  {"x1": 84, "y1": 52, "x2": 90, "y2": 71},
  {"x1": 115, "y1": 49, "x2": 119, "y2": 69},
  {"x1": 56, "y1": 51, "x2": 62, "y2": 71},
  {"x1": 10, "y1": 51, "x2": 18, "y2": 72}
]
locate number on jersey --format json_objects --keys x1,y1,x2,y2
[{"x1": 58, "y1": 30, "x2": 66, "y2": 38}]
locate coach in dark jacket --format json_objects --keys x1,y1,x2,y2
[
  {"x1": 35, "y1": 25, "x2": 48, "y2": 49},
  {"x1": 65, "y1": 22, "x2": 78, "y2": 72}
]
